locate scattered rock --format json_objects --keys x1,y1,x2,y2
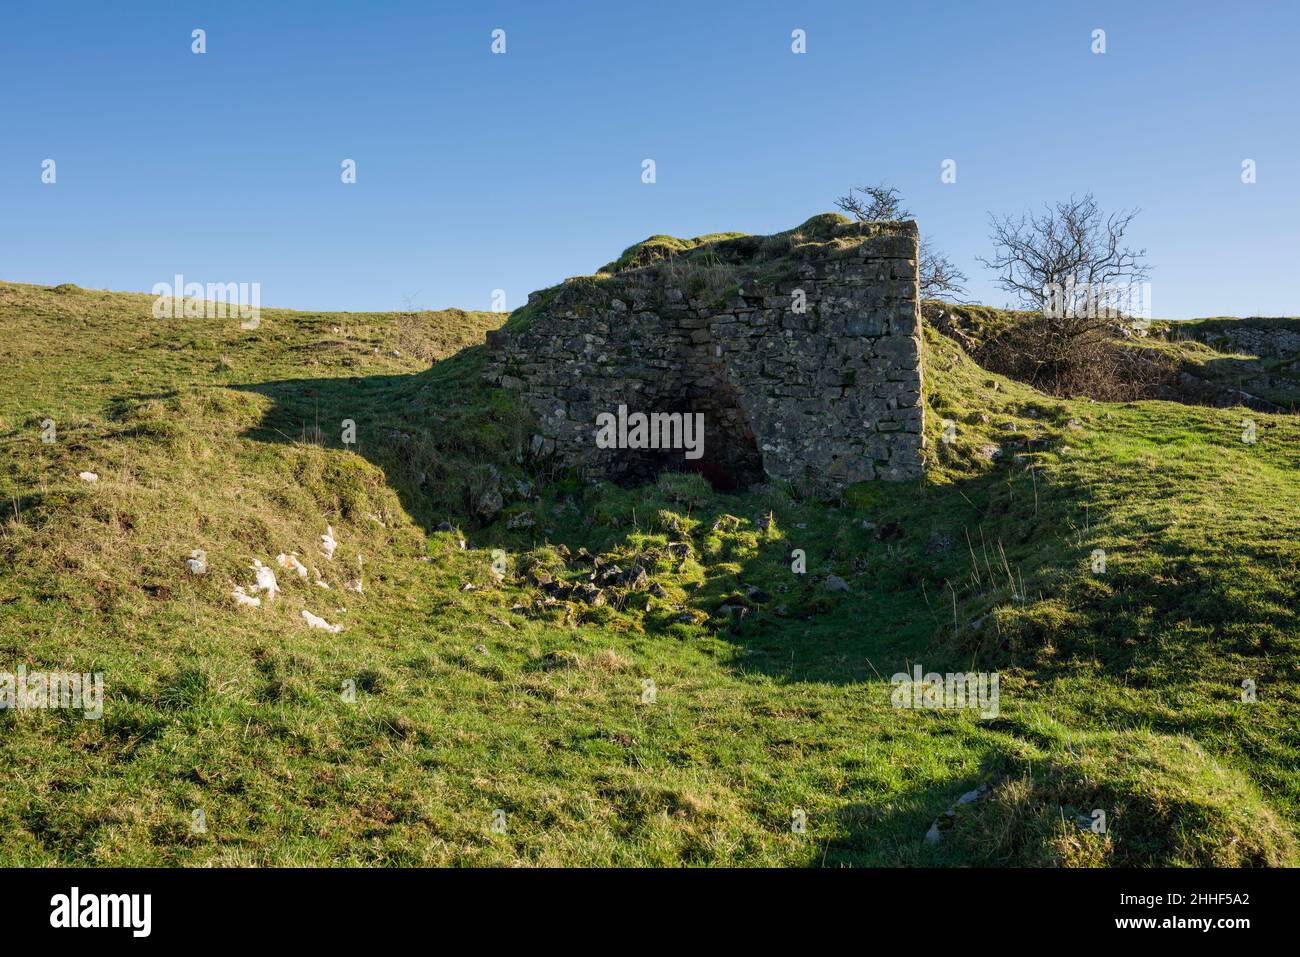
[
  {"x1": 539, "y1": 649, "x2": 580, "y2": 670},
  {"x1": 621, "y1": 565, "x2": 649, "y2": 591},
  {"x1": 712, "y1": 514, "x2": 743, "y2": 532},
  {"x1": 526, "y1": 433, "x2": 556, "y2": 462},
  {"x1": 712, "y1": 594, "x2": 754, "y2": 630},
  {"x1": 666, "y1": 542, "x2": 693, "y2": 564},
  {"x1": 541, "y1": 578, "x2": 572, "y2": 599},
  {"x1": 823, "y1": 575, "x2": 850, "y2": 593},
  {"x1": 78, "y1": 471, "x2": 98, "y2": 482},
  {"x1": 301, "y1": 609, "x2": 344, "y2": 633},
  {"x1": 506, "y1": 511, "x2": 536, "y2": 530},
  {"x1": 671, "y1": 607, "x2": 709, "y2": 627},
  {"x1": 249, "y1": 559, "x2": 280, "y2": 599},
  {"x1": 475, "y1": 488, "x2": 503, "y2": 523},
  {"x1": 925, "y1": 782, "x2": 992, "y2": 844},
  {"x1": 467, "y1": 467, "x2": 504, "y2": 523},
  {"x1": 718, "y1": 604, "x2": 750, "y2": 629},
  {"x1": 594, "y1": 563, "x2": 624, "y2": 585},
  {"x1": 277, "y1": 552, "x2": 309, "y2": 579},
  {"x1": 594, "y1": 564, "x2": 649, "y2": 591},
  {"x1": 231, "y1": 586, "x2": 261, "y2": 608},
  {"x1": 659, "y1": 512, "x2": 688, "y2": 536},
  {"x1": 571, "y1": 582, "x2": 606, "y2": 606}
]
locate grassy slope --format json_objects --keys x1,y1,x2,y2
[
  {"x1": 0, "y1": 280, "x2": 1296, "y2": 866},
  {"x1": 929, "y1": 300, "x2": 1300, "y2": 410}
]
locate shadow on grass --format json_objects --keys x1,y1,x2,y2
[
  {"x1": 1190, "y1": 354, "x2": 1300, "y2": 412},
  {"x1": 231, "y1": 344, "x2": 1288, "y2": 694},
  {"x1": 233, "y1": 346, "x2": 533, "y2": 533}
]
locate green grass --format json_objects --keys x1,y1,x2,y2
[
  {"x1": 595, "y1": 212, "x2": 907, "y2": 275},
  {"x1": 596, "y1": 232, "x2": 752, "y2": 274},
  {"x1": 0, "y1": 279, "x2": 1296, "y2": 866}
]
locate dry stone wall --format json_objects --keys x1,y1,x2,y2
[
  {"x1": 484, "y1": 215, "x2": 924, "y2": 495},
  {"x1": 1168, "y1": 320, "x2": 1300, "y2": 359}
]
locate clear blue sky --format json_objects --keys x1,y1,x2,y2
[{"x1": 3, "y1": 0, "x2": 1297, "y2": 319}]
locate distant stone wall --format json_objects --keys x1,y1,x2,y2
[
  {"x1": 484, "y1": 215, "x2": 924, "y2": 494},
  {"x1": 1168, "y1": 320, "x2": 1300, "y2": 359}
]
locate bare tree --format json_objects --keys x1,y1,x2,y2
[
  {"x1": 918, "y1": 247, "x2": 969, "y2": 304},
  {"x1": 978, "y1": 193, "x2": 1150, "y2": 323},
  {"x1": 835, "y1": 182, "x2": 909, "y2": 222},
  {"x1": 976, "y1": 193, "x2": 1153, "y2": 394},
  {"x1": 835, "y1": 182, "x2": 969, "y2": 302}
]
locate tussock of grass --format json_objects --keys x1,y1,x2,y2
[{"x1": 943, "y1": 717, "x2": 1296, "y2": 866}]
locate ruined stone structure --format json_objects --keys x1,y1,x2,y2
[{"x1": 484, "y1": 214, "x2": 924, "y2": 494}]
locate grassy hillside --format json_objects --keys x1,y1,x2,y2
[
  {"x1": 0, "y1": 279, "x2": 1296, "y2": 866},
  {"x1": 928, "y1": 300, "x2": 1300, "y2": 410}
]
